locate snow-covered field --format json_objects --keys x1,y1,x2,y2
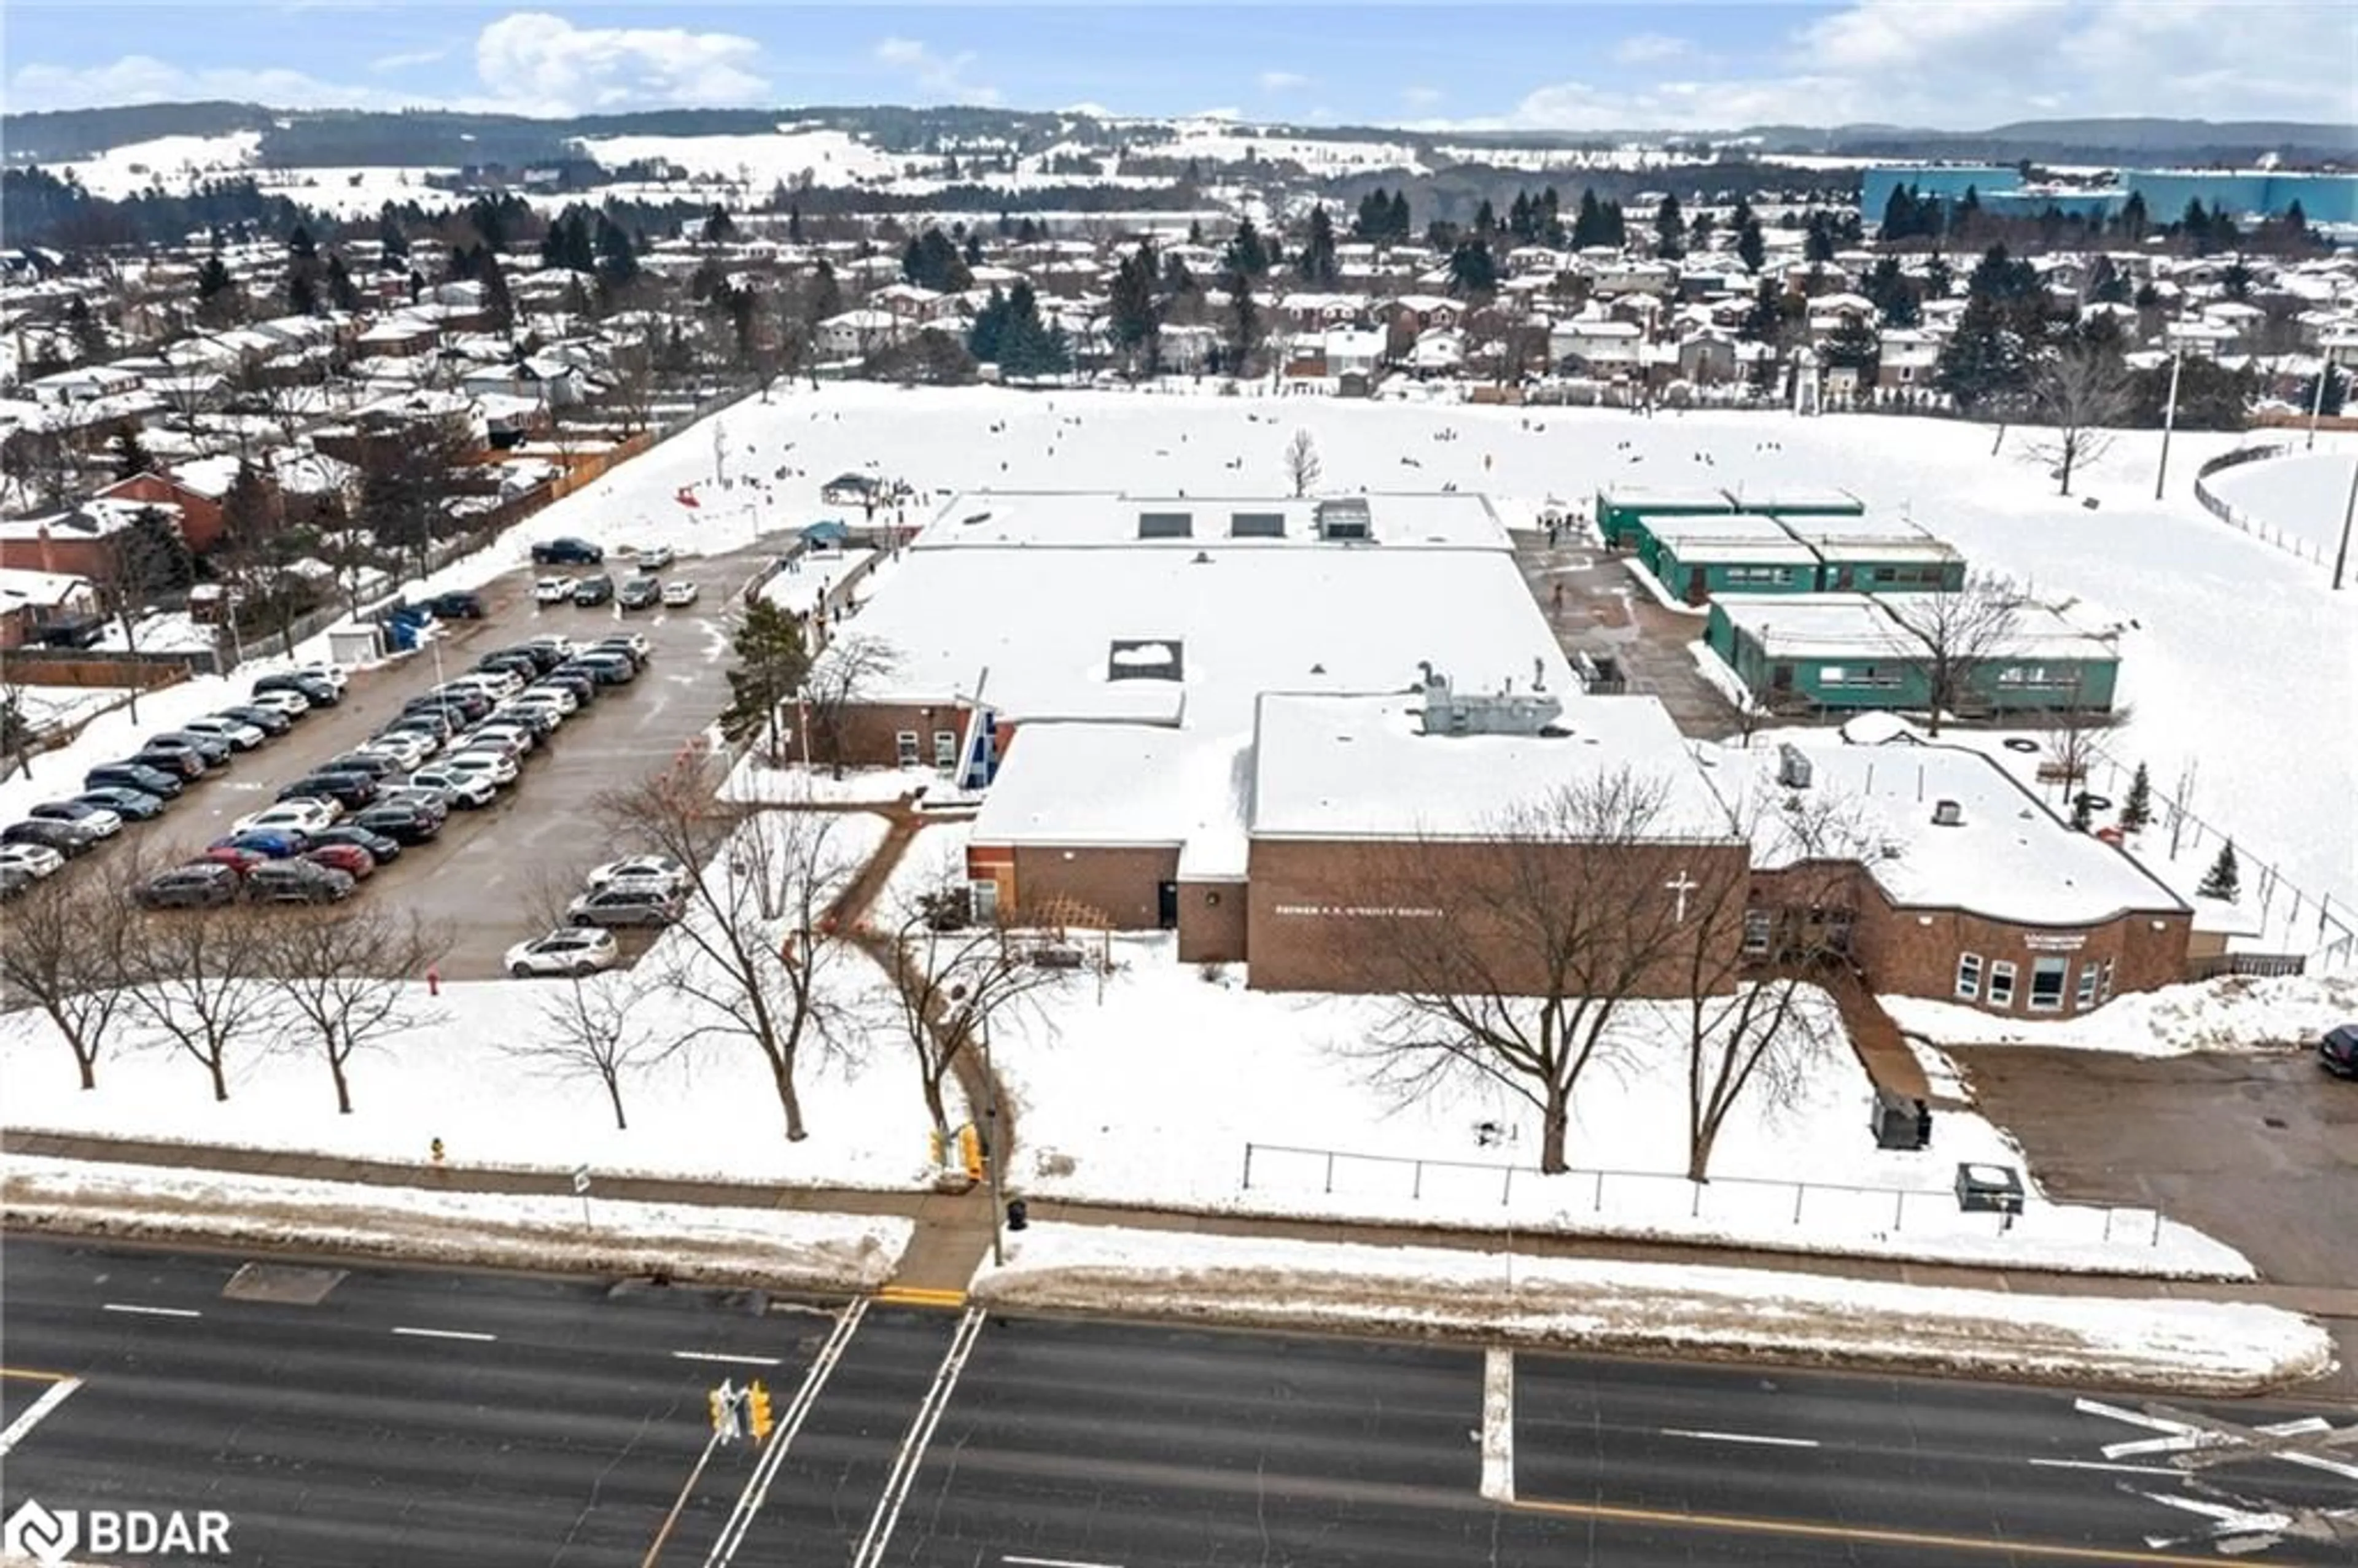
[
  {"x1": 977, "y1": 936, "x2": 2246, "y2": 1277},
  {"x1": 574, "y1": 128, "x2": 906, "y2": 187},
  {"x1": 975, "y1": 1224, "x2": 2330, "y2": 1394},
  {"x1": 2201, "y1": 443, "x2": 2358, "y2": 561},
  {"x1": 1886, "y1": 971, "x2": 2358, "y2": 1055},
  {"x1": 3, "y1": 1155, "x2": 909, "y2": 1290}
]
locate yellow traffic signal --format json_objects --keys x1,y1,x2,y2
[
  {"x1": 959, "y1": 1123, "x2": 984, "y2": 1181},
  {"x1": 747, "y1": 1381, "x2": 774, "y2": 1443},
  {"x1": 708, "y1": 1386, "x2": 731, "y2": 1437}
]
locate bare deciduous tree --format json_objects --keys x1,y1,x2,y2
[
  {"x1": 508, "y1": 971, "x2": 673, "y2": 1130},
  {"x1": 1881, "y1": 572, "x2": 2022, "y2": 738},
  {"x1": 0, "y1": 862, "x2": 139, "y2": 1089},
  {"x1": 597, "y1": 759, "x2": 863, "y2": 1140},
  {"x1": 2024, "y1": 341, "x2": 2136, "y2": 497},
  {"x1": 259, "y1": 904, "x2": 448, "y2": 1114},
  {"x1": 1335, "y1": 768, "x2": 1748, "y2": 1173},
  {"x1": 123, "y1": 906, "x2": 282, "y2": 1102},
  {"x1": 798, "y1": 632, "x2": 900, "y2": 780},
  {"x1": 1283, "y1": 429, "x2": 1322, "y2": 497}
]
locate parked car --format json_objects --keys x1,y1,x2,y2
[
  {"x1": 424, "y1": 589, "x2": 487, "y2": 619},
  {"x1": 660, "y1": 578, "x2": 701, "y2": 608},
  {"x1": 389, "y1": 705, "x2": 462, "y2": 740},
  {"x1": 475, "y1": 650, "x2": 542, "y2": 681},
  {"x1": 464, "y1": 723, "x2": 535, "y2": 758},
  {"x1": 531, "y1": 672, "x2": 596, "y2": 705},
  {"x1": 147, "y1": 731, "x2": 233, "y2": 768},
  {"x1": 351, "y1": 802, "x2": 443, "y2": 845},
  {"x1": 28, "y1": 800, "x2": 123, "y2": 838},
  {"x1": 440, "y1": 749, "x2": 520, "y2": 788},
  {"x1": 135, "y1": 863, "x2": 241, "y2": 909},
  {"x1": 594, "y1": 631, "x2": 653, "y2": 665},
  {"x1": 568, "y1": 885, "x2": 684, "y2": 929},
  {"x1": 211, "y1": 829, "x2": 309, "y2": 860},
  {"x1": 504, "y1": 926, "x2": 620, "y2": 978},
  {"x1": 252, "y1": 672, "x2": 339, "y2": 708},
  {"x1": 408, "y1": 768, "x2": 497, "y2": 808},
  {"x1": 356, "y1": 731, "x2": 437, "y2": 770},
  {"x1": 561, "y1": 653, "x2": 635, "y2": 686},
  {"x1": 625, "y1": 543, "x2": 675, "y2": 570},
  {"x1": 278, "y1": 774, "x2": 375, "y2": 811},
  {"x1": 2322, "y1": 1024, "x2": 2358, "y2": 1080},
  {"x1": 244, "y1": 859, "x2": 356, "y2": 904},
  {"x1": 491, "y1": 702, "x2": 561, "y2": 737},
  {"x1": 532, "y1": 537, "x2": 605, "y2": 566},
  {"x1": 74, "y1": 786, "x2": 167, "y2": 821},
  {"x1": 199, "y1": 844, "x2": 270, "y2": 875},
  {"x1": 87, "y1": 762, "x2": 185, "y2": 799},
  {"x1": 425, "y1": 686, "x2": 496, "y2": 720},
  {"x1": 319, "y1": 751, "x2": 401, "y2": 780},
  {"x1": 618, "y1": 575, "x2": 663, "y2": 611},
  {"x1": 286, "y1": 662, "x2": 349, "y2": 694},
  {"x1": 523, "y1": 634, "x2": 575, "y2": 663},
  {"x1": 219, "y1": 703, "x2": 295, "y2": 736},
  {"x1": 128, "y1": 746, "x2": 208, "y2": 780},
  {"x1": 245, "y1": 688, "x2": 313, "y2": 720},
  {"x1": 572, "y1": 574, "x2": 617, "y2": 608},
  {"x1": 3, "y1": 818, "x2": 98, "y2": 857},
  {"x1": 586, "y1": 853, "x2": 689, "y2": 893},
  {"x1": 311, "y1": 825, "x2": 402, "y2": 864},
  {"x1": 449, "y1": 669, "x2": 524, "y2": 701},
  {"x1": 375, "y1": 785, "x2": 453, "y2": 820},
  {"x1": 182, "y1": 715, "x2": 268, "y2": 751},
  {"x1": 304, "y1": 842, "x2": 377, "y2": 880},
  {"x1": 234, "y1": 801, "x2": 339, "y2": 837},
  {"x1": 534, "y1": 575, "x2": 577, "y2": 605},
  {"x1": 0, "y1": 842, "x2": 66, "y2": 880}
]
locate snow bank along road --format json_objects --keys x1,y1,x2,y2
[{"x1": 5, "y1": 1237, "x2": 2351, "y2": 1567}]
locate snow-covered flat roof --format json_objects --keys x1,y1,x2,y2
[
  {"x1": 1724, "y1": 743, "x2": 2187, "y2": 926},
  {"x1": 973, "y1": 723, "x2": 1251, "y2": 877},
  {"x1": 1648, "y1": 511, "x2": 1822, "y2": 563},
  {"x1": 913, "y1": 489, "x2": 1510, "y2": 551},
  {"x1": 1597, "y1": 484, "x2": 1733, "y2": 511},
  {"x1": 1250, "y1": 690, "x2": 1733, "y2": 842},
  {"x1": 1806, "y1": 535, "x2": 1965, "y2": 565},
  {"x1": 1719, "y1": 487, "x2": 1864, "y2": 513},
  {"x1": 1711, "y1": 594, "x2": 1921, "y2": 660}
]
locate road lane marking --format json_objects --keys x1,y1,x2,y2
[
  {"x1": 875, "y1": 1285, "x2": 967, "y2": 1310},
  {"x1": 1660, "y1": 1427, "x2": 1821, "y2": 1449},
  {"x1": 0, "y1": 1368, "x2": 74, "y2": 1383},
  {"x1": 1479, "y1": 1347, "x2": 1515, "y2": 1502},
  {"x1": 701, "y1": 1296, "x2": 868, "y2": 1568},
  {"x1": 1004, "y1": 1557, "x2": 1124, "y2": 1568},
  {"x1": 391, "y1": 1325, "x2": 497, "y2": 1343},
  {"x1": 1512, "y1": 1495, "x2": 2243, "y2": 1564},
  {"x1": 101, "y1": 1303, "x2": 201, "y2": 1319},
  {"x1": 671, "y1": 1350, "x2": 782, "y2": 1367},
  {"x1": 0, "y1": 1376, "x2": 83, "y2": 1458},
  {"x1": 2027, "y1": 1458, "x2": 2189, "y2": 1477},
  {"x1": 850, "y1": 1306, "x2": 988, "y2": 1568}
]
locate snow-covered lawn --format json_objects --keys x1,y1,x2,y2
[
  {"x1": 2201, "y1": 443, "x2": 2358, "y2": 561},
  {"x1": 1886, "y1": 972, "x2": 2358, "y2": 1055},
  {"x1": 979, "y1": 936, "x2": 2249, "y2": 1278},
  {"x1": 973, "y1": 1224, "x2": 2330, "y2": 1396},
  {"x1": 723, "y1": 760, "x2": 941, "y2": 806},
  {"x1": 2, "y1": 1156, "x2": 909, "y2": 1292}
]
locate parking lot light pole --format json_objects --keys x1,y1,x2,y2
[{"x1": 983, "y1": 1014, "x2": 1003, "y2": 1268}]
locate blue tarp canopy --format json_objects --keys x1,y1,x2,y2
[{"x1": 801, "y1": 519, "x2": 851, "y2": 544}]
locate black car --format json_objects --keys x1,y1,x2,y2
[
  {"x1": 311, "y1": 825, "x2": 402, "y2": 864},
  {"x1": 512, "y1": 642, "x2": 569, "y2": 673},
  {"x1": 561, "y1": 654, "x2": 635, "y2": 686},
  {"x1": 532, "y1": 537, "x2": 605, "y2": 566},
  {"x1": 2322, "y1": 1024, "x2": 2358, "y2": 1080},
  {"x1": 571, "y1": 573, "x2": 616, "y2": 607},
  {"x1": 244, "y1": 860, "x2": 356, "y2": 904},
  {"x1": 220, "y1": 703, "x2": 295, "y2": 736},
  {"x1": 589, "y1": 635, "x2": 652, "y2": 670},
  {"x1": 252, "y1": 672, "x2": 340, "y2": 707},
  {"x1": 493, "y1": 703, "x2": 561, "y2": 737},
  {"x1": 87, "y1": 762, "x2": 185, "y2": 799},
  {"x1": 425, "y1": 686, "x2": 497, "y2": 720},
  {"x1": 476, "y1": 650, "x2": 542, "y2": 680},
  {"x1": 2, "y1": 818, "x2": 98, "y2": 856},
  {"x1": 128, "y1": 746, "x2": 208, "y2": 780},
  {"x1": 75, "y1": 786, "x2": 168, "y2": 821},
  {"x1": 319, "y1": 751, "x2": 400, "y2": 780},
  {"x1": 352, "y1": 801, "x2": 443, "y2": 844},
  {"x1": 532, "y1": 671, "x2": 598, "y2": 704},
  {"x1": 279, "y1": 774, "x2": 379, "y2": 810},
  {"x1": 618, "y1": 575, "x2": 662, "y2": 610},
  {"x1": 424, "y1": 589, "x2": 487, "y2": 619},
  {"x1": 148, "y1": 730, "x2": 234, "y2": 767},
  {"x1": 136, "y1": 863, "x2": 241, "y2": 910}
]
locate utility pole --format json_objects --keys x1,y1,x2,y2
[
  {"x1": 2308, "y1": 357, "x2": 2333, "y2": 451},
  {"x1": 983, "y1": 1014, "x2": 1004, "y2": 1267},
  {"x1": 2333, "y1": 450, "x2": 2358, "y2": 592},
  {"x1": 2152, "y1": 347, "x2": 2184, "y2": 502}
]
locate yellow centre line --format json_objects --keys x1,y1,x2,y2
[
  {"x1": 874, "y1": 1286, "x2": 968, "y2": 1310},
  {"x1": 0, "y1": 1367, "x2": 74, "y2": 1383},
  {"x1": 1513, "y1": 1495, "x2": 2230, "y2": 1566}
]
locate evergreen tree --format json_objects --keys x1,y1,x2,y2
[
  {"x1": 1864, "y1": 256, "x2": 1918, "y2": 327},
  {"x1": 287, "y1": 222, "x2": 317, "y2": 261},
  {"x1": 196, "y1": 252, "x2": 233, "y2": 305},
  {"x1": 717, "y1": 598, "x2": 812, "y2": 756},
  {"x1": 1296, "y1": 204, "x2": 1339, "y2": 285},
  {"x1": 2069, "y1": 791, "x2": 2095, "y2": 832},
  {"x1": 1508, "y1": 190, "x2": 1533, "y2": 241},
  {"x1": 1652, "y1": 193, "x2": 1684, "y2": 260},
  {"x1": 1821, "y1": 313, "x2": 1880, "y2": 381},
  {"x1": 2196, "y1": 842, "x2": 2241, "y2": 902},
  {"x1": 108, "y1": 426, "x2": 152, "y2": 481},
  {"x1": 788, "y1": 203, "x2": 805, "y2": 243},
  {"x1": 1571, "y1": 188, "x2": 1606, "y2": 249},
  {"x1": 1739, "y1": 278, "x2": 1784, "y2": 344},
  {"x1": 1447, "y1": 238, "x2": 1498, "y2": 297},
  {"x1": 2281, "y1": 198, "x2": 2309, "y2": 241},
  {"x1": 1933, "y1": 292, "x2": 2023, "y2": 410},
  {"x1": 1923, "y1": 251, "x2": 1954, "y2": 300},
  {"x1": 476, "y1": 247, "x2": 513, "y2": 330},
  {"x1": 1107, "y1": 241, "x2": 1161, "y2": 368},
  {"x1": 593, "y1": 214, "x2": 639, "y2": 292},
  {"x1": 1224, "y1": 216, "x2": 1269, "y2": 276},
  {"x1": 1803, "y1": 211, "x2": 1837, "y2": 263},
  {"x1": 1880, "y1": 184, "x2": 1920, "y2": 239},
  {"x1": 1600, "y1": 200, "x2": 1627, "y2": 249},
  {"x1": 1226, "y1": 269, "x2": 1261, "y2": 376},
  {"x1": 2085, "y1": 253, "x2": 2129, "y2": 305},
  {"x1": 1735, "y1": 215, "x2": 1765, "y2": 274},
  {"x1": 995, "y1": 281, "x2": 1068, "y2": 378},
  {"x1": 705, "y1": 204, "x2": 737, "y2": 243},
  {"x1": 65, "y1": 297, "x2": 107, "y2": 362},
  {"x1": 2119, "y1": 762, "x2": 2152, "y2": 832},
  {"x1": 1473, "y1": 198, "x2": 1496, "y2": 236},
  {"x1": 900, "y1": 228, "x2": 970, "y2": 292},
  {"x1": 1687, "y1": 209, "x2": 1714, "y2": 252},
  {"x1": 967, "y1": 285, "x2": 1010, "y2": 362},
  {"x1": 962, "y1": 231, "x2": 983, "y2": 267},
  {"x1": 2115, "y1": 190, "x2": 2149, "y2": 241},
  {"x1": 1385, "y1": 190, "x2": 1409, "y2": 242},
  {"x1": 324, "y1": 252, "x2": 362, "y2": 313},
  {"x1": 376, "y1": 206, "x2": 408, "y2": 262},
  {"x1": 287, "y1": 266, "x2": 319, "y2": 316}
]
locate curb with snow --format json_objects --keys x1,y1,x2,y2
[
  {"x1": 970, "y1": 1224, "x2": 2337, "y2": 1397},
  {"x1": 1, "y1": 1157, "x2": 911, "y2": 1294}
]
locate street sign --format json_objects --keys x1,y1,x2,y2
[{"x1": 571, "y1": 1165, "x2": 591, "y2": 1195}]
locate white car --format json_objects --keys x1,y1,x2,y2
[
  {"x1": 184, "y1": 715, "x2": 268, "y2": 751},
  {"x1": 513, "y1": 685, "x2": 578, "y2": 716},
  {"x1": 233, "y1": 801, "x2": 339, "y2": 837},
  {"x1": 247, "y1": 688, "x2": 312, "y2": 719},
  {"x1": 525, "y1": 634, "x2": 575, "y2": 659},
  {"x1": 503, "y1": 926, "x2": 620, "y2": 979},
  {"x1": 357, "y1": 732, "x2": 437, "y2": 770},
  {"x1": 494, "y1": 699, "x2": 566, "y2": 732},
  {"x1": 409, "y1": 768, "x2": 497, "y2": 808},
  {"x1": 440, "y1": 750, "x2": 519, "y2": 788},
  {"x1": 467, "y1": 722, "x2": 537, "y2": 756},
  {"x1": 660, "y1": 579, "x2": 700, "y2": 608},
  {"x1": 287, "y1": 662, "x2": 348, "y2": 694},
  {"x1": 586, "y1": 853, "x2": 690, "y2": 894},
  {"x1": 451, "y1": 669, "x2": 524, "y2": 700},
  {"x1": 626, "y1": 543, "x2": 677, "y2": 570},
  {"x1": 0, "y1": 842, "x2": 66, "y2": 879},
  {"x1": 534, "y1": 576, "x2": 576, "y2": 605}
]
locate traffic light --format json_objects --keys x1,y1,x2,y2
[
  {"x1": 959, "y1": 1122, "x2": 984, "y2": 1181},
  {"x1": 709, "y1": 1380, "x2": 742, "y2": 1443},
  {"x1": 747, "y1": 1380, "x2": 774, "y2": 1444}
]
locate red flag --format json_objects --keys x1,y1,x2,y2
[{"x1": 675, "y1": 486, "x2": 700, "y2": 509}]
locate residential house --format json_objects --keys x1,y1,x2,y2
[
  {"x1": 95, "y1": 468, "x2": 227, "y2": 553},
  {"x1": 1549, "y1": 314, "x2": 1644, "y2": 377},
  {"x1": 0, "y1": 565, "x2": 99, "y2": 649}
]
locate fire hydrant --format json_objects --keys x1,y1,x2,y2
[
  {"x1": 430, "y1": 1138, "x2": 446, "y2": 1166},
  {"x1": 426, "y1": 964, "x2": 441, "y2": 997}
]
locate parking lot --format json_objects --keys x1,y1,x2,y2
[{"x1": 69, "y1": 541, "x2": 776, "y2": 980}]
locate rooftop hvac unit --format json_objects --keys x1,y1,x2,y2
[
  {"x1": 1931, "y1": 799, "x2": 1964, "y2": 827},
  {"x1": 1776, "y1": 743, "x2": 1813, "y2": 790}
]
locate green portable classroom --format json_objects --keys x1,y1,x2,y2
[{"x1": 1594, "y1": 486, "x2": 1735, "y2": 560}]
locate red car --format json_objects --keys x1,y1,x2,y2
[
  {"x1": 198, "y1": 845, "x2": 269, "y2": 875},
  {"x1": 303, "y1": 843, "x2": 376, "y2": 880}
]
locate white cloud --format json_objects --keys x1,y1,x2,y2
[
  {"x1": 873, "y1": 36, "x2": 1000, "y2": 106},
  {"x1": 1257, "y1": 69, "x2": 1311, "y2": 93},
  {"x1": 475, "y1": 12, "x2": 768, "y2": 115},
  {"x1": 1612, "y1": 33, "x2": 1693, "y2": 66},
  {"x1": 370, "y1": 49, "x2": 448, "y2": 74},
  {"x1": 5, "y1": 55, "x2": 430, "y2": 112},
  {"x1": 1401, "y1": 85, "x2": 1444, "y2": 110}
]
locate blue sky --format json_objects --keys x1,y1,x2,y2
[{"x1": 6, "y1": 2, "x2": 2350, "y2": 130}]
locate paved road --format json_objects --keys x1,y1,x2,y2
[{"x1": 4, "y1": 1237, "x2": 2351, "y2": 1566}]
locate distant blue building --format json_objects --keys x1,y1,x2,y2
[{"x1": 1862, "y1": 165, "x2": 2358, "y2": 230}]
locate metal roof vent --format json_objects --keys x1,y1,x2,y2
[
  {"x1": 1776, "y1": 743, "x2": 1813, "y2": 790},
  {"x1": 1931, "y1": 799, "x2": 1964, "y2": 827}
]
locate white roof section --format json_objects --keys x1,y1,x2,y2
[
  {"x1": 912, "y1": 489, "x2": 1511, "y2": 551},
  {"x1": 1719, "y1": 486, "x2": 1865, "y2": 513},
  {"x1": 1647, "y1": 511, "x2": 1822, "y2": 564},
  {"x1": 1597, "y1": 484, "x2": 1733, "y2": 511},
  {"x1": 1250, "y1": 690, "x2": 1734, "y2": 843},
  {"x1": 1711, "y1": 595, "x2": 1921, "y2": 661},
  {"x1": 973, "y1": 723, "x2": 1252, "y2": 878},
  {"x1": 1724, "y1": 743, "x2": 2187, "y2": 926}
]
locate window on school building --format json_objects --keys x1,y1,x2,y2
[
  {"x1": 895, "y1": 731, "x2": 920, "y2": 766},
  {"x1": 1823, "y1": 666, "x2": 1904, "y2": 688},
  {"x1": 2075, "y1": 961, "x2": 2101, "y2": 1008},
  {"x1": 2029, "y1": 956, "x2": 2069, "y2": 1011},
  {"x1": 1742, "y1": 909, "x2": 1773, "y2": 957},
  {"x1": 1955, "y1": 953, "x2": 1983, "y2": 1001},
  {"x1": 1726, "y1": 566, "x2": 1789, "y2": 585},
  {"x1": 1988, "y1": 961, "x2": 2017, "y2": 1007},
  {"x1": 933, "y1": 730, "x2": 957, "y2": 767},
  {"x1": 969, "y1": 879, "x2": 1000, "y2": 922}
]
